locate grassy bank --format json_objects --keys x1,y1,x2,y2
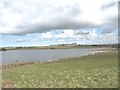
[{"x1": 2, "y1": 50, "x2": 118, "y2": 88}]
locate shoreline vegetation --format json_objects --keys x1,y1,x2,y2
[
  {"x1": 2, "y1": 49, "x2": 118, "y2": 88},
  {"x1": 0, "y1": 44, "x2": 119, "y2": 51}
]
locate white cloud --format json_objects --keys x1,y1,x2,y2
[
  {"x1": 54, "y1": 30, "x2": 75, "y2": 39},
  {"x1": 58, "y1": 39, "x2": 65, "y2": 42},
  {"x1": 40, "y1": 28, "x2": 118, "y2": 44},
  {"x1": 0, "y1": 0, "x2": 118, "y2": 34},
  {"x1": 41, "y1": 29, "x2": 97, "y2": 40},
  {"x1": 41, "y1": 32, "x2": 53, "y2": 39}
]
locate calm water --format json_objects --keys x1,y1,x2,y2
[{"x1": 1, "y1": 48, "x2": 104, "y2": 65}]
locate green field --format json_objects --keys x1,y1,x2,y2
[{"x1": 2, "y1": 50, "x2": 118, "y2": 88}]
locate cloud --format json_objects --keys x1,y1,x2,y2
[
  {"x1": 16, "y1": 39, "x2": 29, "y2": 42},
  {"x1": 101, "y1": 0, "x2": 119, "y2": 10},
  {"x1": 75, "y1": 31, "x2": 90, "y2": 35},
  {"x1": 57, "y1": 39, "x2": 65, "y2": 42},
  {"x1": 101, "y1": 2, "x2": 116, "y2": 10},
  {"x1": 41, "y1": 29, "x2": 98, "y2": 40},
  {"x1": 41, "y1": 32, "x2": 53, "y2": 39},
  {"x1": 101, "y1": 28, "x2": 114, "y2": 34},
  {"x1": 40, "y1": 28, "x2": 118, "y2": 45},
  {"x1": 0, "y1": 0, "x2": 118, "y2": 35}
]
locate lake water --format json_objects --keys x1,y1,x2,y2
[{"x1": 1, "y1": 48, "x2": 105, "y2": 65}]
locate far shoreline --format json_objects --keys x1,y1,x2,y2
[{"x1": 0, "y1": 44, "x2": 118, "y2": 51}]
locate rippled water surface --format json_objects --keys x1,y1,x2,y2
[{"x1": 1, "y1": 48, "x2": 104, "y2": 64}]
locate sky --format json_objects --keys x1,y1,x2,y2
[{"x1": 0, "y1": 0, "x2": 119, "y2": 47}]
